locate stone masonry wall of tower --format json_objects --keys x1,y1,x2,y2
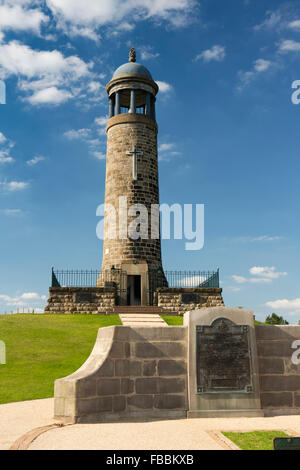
[{"x1": 101, "y1": 114, "x2": 164, "y2": 270}]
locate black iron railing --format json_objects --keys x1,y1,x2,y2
[
  {"x1": 164, "y1": 270, "x2": 219, "y2": 288},
  {"x1": 51, "y1": 268, "x2": 219, "y2": 288}
]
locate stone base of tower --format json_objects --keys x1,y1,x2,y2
[
  {"x1": 44, "y1": 287, "x2": 116, "y2": 315},
  {"x1": 44, "y1": 285, "x2": 224, "y2": 315},
  {"x1": 157, "y1": 287, "x2": 224, "y2": 316}
]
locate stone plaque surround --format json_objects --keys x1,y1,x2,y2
[{"x1": 184, "y1": 307, "x2": 264, "y2": 418}]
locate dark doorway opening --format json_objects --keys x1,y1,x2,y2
[{"x1": 127, "y1": 275, "x2": 141, "y2": 306}]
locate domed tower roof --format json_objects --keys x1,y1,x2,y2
[{"x1": 112, "y1": 48, "x2": 152, "y2": 80}]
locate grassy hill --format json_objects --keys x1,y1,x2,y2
[
  {"x1": 0, "y1": 313, "x2": 182, "y2": 404},
  {"x1": 0, "y1": 314, "x2": 122, "y2": 404}
]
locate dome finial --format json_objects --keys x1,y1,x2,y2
[{"x1": 129, "y1": 48, "x2": 136, "y2": 63}]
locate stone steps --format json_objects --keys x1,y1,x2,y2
[
  {"x1": 107, "y1": 306, "x2": 178, "y2": 316},
  {"x1": 119, "y1": 313, "x2": 167, "y2": 327}
]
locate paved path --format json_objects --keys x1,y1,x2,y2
[
  {"x1": 119, "y1": 314, "x2": 167, "y2": 327},
  {"x1": 2, "y1": 398, "x2": 300, "y2": 450},
  {"x1": 0, "y1": 398, "x2": 55, "y2": 450}
]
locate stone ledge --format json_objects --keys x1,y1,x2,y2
[
  {"x1": 107, "y1": 113, "x2": 158, "y2": 133},
  {"x1": 157, "y1": 287, "x2": 223, "y2": 294}
]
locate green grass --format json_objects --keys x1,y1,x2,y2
[
  {"x1": 223, "y1": 431, "x2": 291, "y2": 451},
  {"x1": 0, "y1": 314, "x2": 122, "y2": 404},
  {"x1": 161, "y1": 315, "x2": 183, "y2": 325}
]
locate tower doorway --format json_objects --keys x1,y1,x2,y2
[{"x1": 127, "y1": 275, "x2": 141, "y2": 306}]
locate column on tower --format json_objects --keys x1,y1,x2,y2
[
  {"x1": 129, "y1": 89, "x2": 136, "y2": 114},
  {"x1": 109, "y1": 94, "x2": 115, "y2": 118},
  {"x1": 145, "y1": 92, "x2": 151, "y2": 116},
  {"x1": 115, "y1": 91, "x2": 120, "y2": 115}
]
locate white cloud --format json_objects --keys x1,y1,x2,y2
[
  {"x1": 232, "y1": 235, "x2": 283, "y2": 243},
  {"x1": 1, "y1": 209, "x2": 22, "y2": 216},
  {"x1": 238, "y1": 58, "x2": 272, "y2": 90},
  {"x1": 0, "y1": 291, "x2": 46, "y2": 310},
  {"x1": 250, "y1": 235, "x2": 283, "y2": 242},
  {"x1": 28, "y1": 86, "x2": 73, "y2": 105},
  {"x1": 158, "y1": 141, "x2": 181, "y2": 161},
  {"x1": 156, "y1": 81, "x2": 172, "y2": 93},
  {"x1": 64, "y1": 122, "x2": 106, "y2": 160},
  {"x1": 93, "y1": 151, "x2": 106, "y2": 160},
  {"x1": 249, "y1": 266, "x2": 287, "y2": 279},
  {"x1": 228, "y1": 286, "x2": 242, "y2": 292},
  {"x1": 288, "y1": 20, "x2": 300, "y2": 31},
  {"x1": 232, "y1": 275, "x2": 247, "y2": 284},
  {"x1": 232, "y1": 266, "x2": 287, "y2": 286},
  {"x1": 254, "y1": 59, "x2": 272, "y2": 72},
  {"x1": 140, "y1": 46, "x2": 160, "y2": 61},
  {"x1": 0, "y1": 41, "x2": 93, "y2": 105},
  {"x1": 179, "y1": 275, "x2": 206, "y2": 287},
  {"x1": 195, "y1": 45, "x2": 226, "y2": 63},
  {"x1": 254, "y1": 10, "x2": 283, "y2": 31},
  {"x1": 279, "y1": 39, "x2": 300, "y2": 52},
  {"x1": 94, "y1": 116, "x2": 108, "y2": 135},
  {"x1": 26, "y1": 155, "x2": 45, "y2": 166},
  {"x1": 46, "y1": 0, "x2": 197, "y2": 39},
  {"x1": 64, "y1": 128, "x2": 91, "y2": 140},
  {"x1": 0, "y1": 2, "x2": 48, "y2": 39},
  {"x1": 249, "y1": 277, "x2": 272, "y2": 284},
  {"x1": 0, "y1": 150, "x2": 14, "y2": 164},
  {"x1": 265, "y1": 298, "x2": 300, "y2": 315},
  {"x1": 159, "y1": 143, "x2": 175, "y2": 152},
  {"x1": 21, "y1": 292, "x2": 46, "y2": 300},
  {"x1": 0, "y1": 132, "x2": 7, "y2": 144},
  {"x1": 0, "y1": 180, "x2": 29, "y2": 191}
]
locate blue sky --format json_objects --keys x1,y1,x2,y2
[{"x1": 0, "y1": 0, "x2": 300, "y2": 322}]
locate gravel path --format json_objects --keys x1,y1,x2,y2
[
  {"x1": 0, "y1": 398, "x2": 55, "y2": 450},
  {"x1": 1, "y1": 398, "x2": 300, "y2": 450}
]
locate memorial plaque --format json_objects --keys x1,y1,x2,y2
[
  {"x1": 181, "y1": 293, "x2": 198, "y2": 304},
  {"x1": 196, "y1": 318, "x2": 252, "y2": 394},
  {"x1": 74, "y1": 292, "x2": 96, "y2": 303}
]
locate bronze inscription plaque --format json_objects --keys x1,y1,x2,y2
[
  {"x1": 196, "y1": 318, "x2": 252, "y2": 394},
  {"x1": 74, "y1": 292, "x2": 96, "y2": 303}
]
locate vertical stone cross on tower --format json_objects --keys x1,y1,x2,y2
[{"x1": 126, "y1": 145, "x2": 143, "y2": 181}]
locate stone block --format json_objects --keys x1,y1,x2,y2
[
  {"x1": 135, "y1": 341, "x2": 185, "y2": 359},
  {"x1": 97, "y1": 378, "x2": 120, "y2": 395},
  {"x1": 113, "y1": 396, "x2": 126, "y2": 412},
  {"x1": 256, "y1": 325, "x2": 300, "y2": 341},
  {"x1": 284, "y1": 359, "x2": 300, "y2": 375},
  {"x1": 54, "y1": 398, "x2": 65, "y2": 417},
  {"x1": 154, "y1": 394, "x2": 186, "y2": 410},
  {"x1": 76, "y1": 379, "x2": 97, "y2": 398},
  {"x1": 257, "y1": 341, "x2": 294, "y2": 358},
  {"x1": 54, "y1": 380, "x2": 75, "y2": 398},
  {"x1": 77, "y1": 398, "x2": 99, "y2": 415},
  {"x1": 260, "y1": 375, "x2": 300, "y2": 392},
  {"x1": 143, "y1": 360, "x2": 157, "y2": 376},
  {"x1": 258, "y1": 358, "x2": 284, "y2": 375},
  {"x1": 98, "y1": 397, "x2": 113, "y2": 412},
  {"x1": 135, "y1": 378, "x2": 158, "y2": 394},
  {"x1": 158, "y1": 360, "x2": 186, "y2": 376},
  {"x1": 127, "y1": 394, "x2": 154, "y2": 409},
  {"x1": 157, "y1": 378, "x2": 185, "y2": 394},
  {"x1": 261, "y1": 392, "x2": 293, "y2": 408},
  {"x1": 108, "y1": 341, "x2": 125, "y2": 358},
  {"x1": 295, "y1": 393, "x2": 300, "y2": 407},
  {"x1": 121, "y1": 378, "x2": 134, "y2": 394},
  {"x1": 115, "y1": 359, "x2": 142, "y2": 377},
  {"x1": 97, "y1": 359, "x2": 114, "y2": 377}
]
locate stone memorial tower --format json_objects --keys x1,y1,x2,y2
[{"x1": 97, "y1": 49, "x2": 166, "y2": 306}]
